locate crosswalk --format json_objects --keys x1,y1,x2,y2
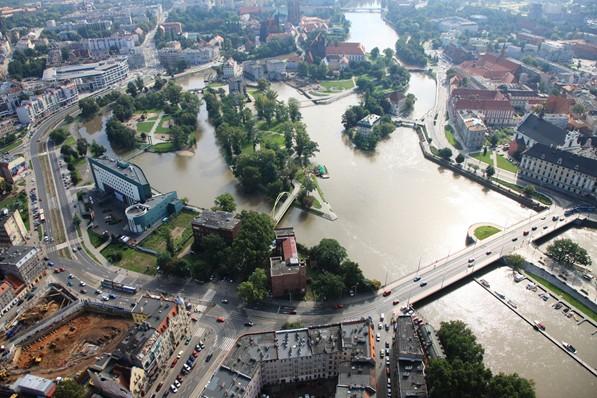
[
  {"x1": 201, "y1": 288, "x2": 216, "y2": 302},
  {"x1": 220, "y1": 336, "x2": 236, "y2": 352}
]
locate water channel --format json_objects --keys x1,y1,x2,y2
[{"x1": 81, "y1": 3, "x2": 596, "y2": 395}]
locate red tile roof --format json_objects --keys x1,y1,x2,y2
[
  {"x1": 281, "y1": 236, "x2": 298, "y2": 262},
  {"x1": 454, "y1": 99, "x2": 514, "y2": 111},
  {"x1": 0, "y1": 281, "x2": 11, "y2": 296},
  {"x1": 544, "y1": 95, "x2": 574, "y2": 114},
  {"x1": 326, "y1": 42, "x2": 365, "y2": 57},
  {"x1": 458, "y1": 53, "x2": 520, "y2": 83},
  {"x1": 4, "y1": 274, "x2": 24, "y2": 293}
]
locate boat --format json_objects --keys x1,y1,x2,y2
[
  {"x1": 533, "y1": 320, "x2": 545, "y2": 331},
  {"x1": 507, "y1": 300, "x2": 517, "y2": 309},
  {"x1": 562, "y1": 342, "x2": 577, "y2": 354},
  {"x1": 495, "y1": 291, "x2": 506, "y2": 300},
  {"x1": 480, "y1": 279, "x2": 490, "y2": 288},
  {"x1": 314, "y1": 164, "x2": 329, "y2": 179}
]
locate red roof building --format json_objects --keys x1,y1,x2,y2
[
  {"x1": 269, "y1": 227, "x2": 306, "y2": 298},
  {"x1": 325, "y1": 42, "x2": 366, "y2": 62},
  {"x1": 449, "y1": 88, "x2": 515, "y2": 127},
  {"x1": 458, "y1": 53, "x2": 520, "y2": 85}
]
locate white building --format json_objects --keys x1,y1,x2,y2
[
  {"x1": 519, "y1": 143, "x2": 597, "y2": 200},
  {"x1": 16, "y1": 83, "x2": 79, "y2": 125},
  {"x1": 438, "y1": 17, "x2": 478, "y2": 33},
  {"x1": 87, "y1": 34, "x2": 138, "y2": 57},
  {"x1": 89, "y1": 158, "x2": 152, "y2": 205},
  {"x1": 42, "y1": 57, "x2": 128, "y2": 92},
  {"x1": 265, "y1": 59, "x2": 287, "y2": 80},
  {"x1": 222, "y1": 58, "x2": 241, "y2": 78},
  {"x1": 454, "y1": 110, "x2": 487, "y2": 149}
]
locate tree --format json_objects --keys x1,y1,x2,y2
[
  {"x1": 49, "y1": 128, "x2": 69, "y2": 144},
  {"x1": 340, "y1": 260, "x2": 366, "y2": 289},
  {"x1": 257, "y1": 79, "x2": 270, "y2": 92},
  {"x1": 230, "y1": 211, "x2": 275, "y2": 277},
  {"x1": 438, "y1": 320, "x2": 485, "y2": 364},
  {"x1": 455, "y1": 153, "x2": 465, "y2": 164},
  {"x1": 135, "y1": 75, "x2": 145, "y2": 92},
  {"x1": 294, "y1": 127, "x2": 319, "y2": 165},
  {"x1": 427, "y1": 358, "x2": 492, "y2": 398},
  {"x1": 310, "y1": 239, "x2": 347, "y2": 273},
  {"x1": 213, "y1": 193, "x2": 237, "y2": 212},
  {"x1": 489, "y1": 134, "x2": 499, "y2": 147},
  {"x1": 238, "y1": 268, "x2": 269, "y2": 303},
  {"x1": 288, "y1": 98, "x2": 301, "y2": 122},
  {"x1": 523, "y1": 184, "x2": 536, "y2": 197},
  {"x1": 106, "y1": 118, "x2": 136, "y2": 150},
  {"x1": 312, "y1": 272, "x2": 345, "y2": 300},
  {"x1": 55, "y1": 379, "x2": 86, "y2": 398},
  {"x1": 485, "y1": 165, "x2": 495, "y2": 178},
  {"x1": 571, "y1": 103, "x2": 585, "y2": 116},
  {"x1": 438, "y1": 147, "x2": 453, "y2": 160},
  {"x1": 126, "y1": 81, "x2": 138, "y2": 97},
  {"x1": 90, "y1": 141, "x2": 106, "y2": 157},
  {"x1": 546, "y1": 239, "x2": 592, "y2": 268},
  {"x1": 79, "y1": 97, "x2": 99, "y2": 119},
  {"x1": 72, "y1": 214, "x2": 81, "y2": 226},
  {"x1": 487, "y1": 373, "x2": 536, "y2": 398},
  {"x1": 370, "y1": 47, "x2": 380, "y2": 59},
  {"x1": 76, "y1": 138, "x2": 88, "y2": 156},
  {"x1": 503, "y1": 254, "x2": 525, "y2": 270}
]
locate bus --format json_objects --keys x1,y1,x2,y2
[
  {"x1": 101, "y1": 279, "x2": 137, "y2": 295},
  {"x1": 39, "y1": 209, "x2": 45, "y2": 223}
]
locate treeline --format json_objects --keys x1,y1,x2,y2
[
  {"x1": 395, "y1": 37, "x2": 427, "y2": 67},
  {"x1": 8, "y1": 50, "x2": 46, "y2": 80},
  {"x1": 0, "y1": 4, "x2": 75, "y2": 33},
  {"x1": 427, "y1": 321, "x2": 535, "y2": 398},
  {"x1": 204, "y1": 88, "x2": 318, "y2": 197}
]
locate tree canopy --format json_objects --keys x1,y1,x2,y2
[
  {"x1": 230, "y1": 210, "x2": 275, "y2": 277},
  {"x1": 546, "y1": 239, "x2": 591, "y2": 268}
]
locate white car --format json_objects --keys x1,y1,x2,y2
[
  {"x1": 376, "y1": 333, "x2": 380, "y2": 342},
  {"x1": 170, "y1": 385, "x2": 178, "y2": 393}
]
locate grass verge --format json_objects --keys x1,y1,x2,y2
[
  {"x1": 320, "y1": 79, "x2": 354, "y2": 91},
  {"x1": 136, "y1": 121, "x2": 155, "y2": 134},
  {"x1": 88, "y1": 229, "x2": 108, "y2": 248},
  {"x1": 151, "y1": 142, "x2": 176, "y2": 153},
  {"x1": 492, "y1": 178, "x2": 553, "y2": 205},
  {"x1": 472, "y1": 151, "x2": 492, "y2": 165},
  {"x1": 496, "y1": 154, "x2": 519, "y2": 173},
  {"x1": 526, "y1": 273, "x2": 597, "y2": 322},
  {"x1": 444, "y1": 125, "x2": 462, "y2": 150}
]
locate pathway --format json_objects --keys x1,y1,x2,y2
[{"x1": 146, "y1": 111, "x2": 166, "y2": 145}]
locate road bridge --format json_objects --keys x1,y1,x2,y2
[
  {"x1": 382, "y1": 211, "x2": 588, "y2": 307},
  {"x1": 271, "y1": 182, "x2": 302, "y2": 226},
  {"x1": 391, "y1": 116, "x2": 425, "y2": 128}
]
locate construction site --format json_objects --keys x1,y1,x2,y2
[{"x1": 0, "y1": 285, "x2": 134, "y2": 383}]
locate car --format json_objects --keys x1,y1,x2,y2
[
  {"x1": 221, "y1": 298, "x2": 229, "y2": 304},
  {"x1": 552, "y1": 216, "x2": 559, "y2": 221},
  {"x1": 485, "y1": 251, "x2": 492, "y2": 255},
  {"x1": 531, "y1": 226, "x2": 537, "y2": 231},
  {"x1": 177, "y1": 351, "x2": 183, "y2": 359},
  {"x1": 68, "y1": 274, "x2": 74, "y2": 279},
  {"x1": 53, "y1": 269, "x2": 61, "y2": 273},
  {"x1": 541, "y1": 216, "x2": 546, "y2": 220},
  {"x1": 376, "y1": 333, "x2": 380, "y2": 342},
  {"x1": 205, "y1": 353, "x2": 213, "y2": 362},
  {"x1": 174, "y1": 380, "x2": 181, "y2": 388},
  {"x1": 523, "y1": 231, "x2": 529, "y2": 236},
  {"x1": 185, "y1": 336, "x2": 192, "y2": 345},
  {"x1": 79, "y1": 289, "x2": 86, "y2": 294},
  {"x1": 170, "y1": 385, "x2": 177, "y2": 393},
  {"x1": 192, "y1": 351, "x2": 199, "y2": 358},
  {"x1": 413, "y1": 276, "x2": 421, "y2": 282},
  {"x1": 380, "y1": 349, "x2": 384, "y2": 358},
  {"x1": 382, "y1": 290, "x2": 391, "y2": 297},
  {"x1": 543, "y1": 225, "x2": 548, "y2": 229},
  {"x1": 95, "y1": 289, "x2": 102, "y2": 295},
  {"x1": 195, "y1": 344, "x2": 202, "y2": 351},
  {"x1": 378, "y1": 322, "x2": 383, "y2": 330},
  {"x1": 385, "y1": 348, "x2": 389, "y2": 355},
  {"x1": 512, "y1": 237, "x2": 518, "y2": 242},
  {"x1": 216, "y1": 317, "x2": 225, "y2": 323},
  {"x1": 467, "y1": 258, "x2": 475, "y2": 263},
  {"x1": 392, "y1": 299, "x2": 400, "y2": 305},
  {"x1": 349, "y1": 290, "x2": 355, "y2": 297},
  {"x1": 47, "y1": 261, "x2": 54, "y2": 267},
  {"x1": 289, "y1": 310, "x2": 297, "y2": 315},
  {"x1": 468, "y1": 262, "x2": 474, "y2": 268},
  {"x1": 559, "y1": 217, "x2": 564, "y2": 221},
  {"x1": 420, "y1": 282, "x2": 428, "y2": 287},
  {"x1": 67, "y1": 281, "x2": 72, "y2": 287},
  {"x1": 183, "y1": 364, "x2": 191, "y2": 372},
  {"x1": 384, "y1": 323, "x2": 390, "y2": 331},
  {"x1": 245, "y1": 321, "x2": 254, "y2": 327},
  {"x1": 79, "y1": 281, "x2": 86, "y2": 287},
  {"x1": 385, "y1": 341, "x2": 390, "y2": 348},
  {"x1": 101, "y1": 295, "x2": 109, "y2": 301},
  {"x1": 176, "y1": 376, "x2": 183, "y2": 382},
  {"x1": 335, "y1": 303, "x2": 344, "y2": 309},
  {"x1": 58, "y1": 267, "x2": 65, "y2": 272},
  {"x1": 108, "y1": 293, "x2": 117, "y2": 299},
  {"x1": 170, "y1": 359, "x2": 177, "y2": 368}
]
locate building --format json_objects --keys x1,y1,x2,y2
[
  {"x1": 192, "y1": 210, "x2": 241, "y2": 246},
  {"x1": 514, "y1": 113, "x2": 570, "y2": 149},
  {"x1": 0, "y1": 280, "x2": 15, "y2": 311},
  {"x1": 243, "y1": 60, "x2": 266, "y2": 81},
  {"x1": 115, "y1": 295, "x2": 190, "y2": 394},
  {"x1": 160, "y1": 22, "x2": 183, "y2": 35},
  {"x1": 356, "y1": 114, "x2": 381, "y2": 135},
  {"x1": 158, "y1": 46, "x2": 218, "y2": 70},
  {"x1": 11, "y1": 375, "x2": 56, "y2": 397},
  {"x1": 89, "y1": 158, "x2": 152, "y2": 205},
  {"x1": 15, "y1": 82, "x2": 79, "y2": 125},
  {"x1": 0, "y1": 209, "x2": 27, "y2": 247},
  {"x1": 449, "y1": 88, "x2": 515, "y2": 127},
  {"x1": 265, "y1": 59, "x2": 287, "y2": 80},
  {"x1": 498, "y1": 84, "x2": 545, "y2": 110},
  {"x1": 42, "y1": 57, "x2": 129, "y2": 92},
  {"x1": 538, "y1": 41, "x2": 573, "y2": 64},
  {"x1": 437, "y1": 17, "x2": 478, "y2": 33},
  {"x1": 200, "y1": 319, "x2": 377, "y2": 398},
  {"x1": 457, "y1": 53, "x2": 520, "y2": 87},
  {"x1": 87, "y1": 34, "x2": 138, "y2": 57},
  {"x1": 287, "y1": 0, "x2": 300, "y2": 26},
  {"x1": 0, "y1": 154, "x2": 26, "y2": 184},
  {"x1": 519, "y1": 143, "x2": 597, "y2": 200},
  {"x1": 228, "y1": 77, "x2": 246, "y2": 95},
  {"x1": 125, "y1": 192, "x2": 183, "y2": 234},
  {"x1": 270, "y1": 228, "x2": 306, "y2": 297},
  {"x1": 222, "y1": 58, "x2": 242, "y2": 79},
  {"x1": 454, "y1": 110, "x2": 487, "y2": 149},
  {"x1": 417, "y1": 323, "x2": 445, "y2": 360},
  {"x1": 325, "y1": 42, "x2": 366, "y2": 63},
  {"x1": 0, "y1": 246, "x2": 43, "y2": 285},
  {"x1": 391, "y1": 316, "x2": 428, "y2": 398}
]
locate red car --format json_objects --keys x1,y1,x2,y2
[
  {"x1": 170, "y1": 359, "x2": 177, "y2": 368},
  {"x1": 392, "y1": 300, "x2": 400, "y2": 305},
  {"x1": 382, "y1": 290, "x2": 391, "y2": 297},
  {"x1": 216, "y1": 316, "x2": 225, "y2": 323},
  {"x1": 335, "y1": 304, "x2": 344, "y2": 309},
  {"x1": 289, "y1": 310, "x2": 297, "y2": 315},
  {"x1": 192, "y1": 351, "x2": 199, "y2": 358}
]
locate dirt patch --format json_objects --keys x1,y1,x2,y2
[
  {"x1": 155, "y1": 133, "x2": 171, "y2": 141},
  {"x1": 9, "y1": 313, "x2": 133, "y2": 381}
]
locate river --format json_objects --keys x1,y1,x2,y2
[{"x1": 82, "y1": 4, "x2": 596, "y2": 395}]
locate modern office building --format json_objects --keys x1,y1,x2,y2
[
  {"x1": 0, "y1": 246, "x2": 43, "y2": 285},
  {"x1": 192, "y1": 210, "x2": 241, "y2": 246},
  {"x1": 89, "y1": 158, "x2": 152, "y2": 205},
  {"x1": 0, "y1": 209, "x2": 27, "y2": 247},
  {"x1": 42, "y1": 57, "x2": 129, "y2": 92},
  {"x1": 270, "y1": 227, "x2": 306, "y2": 297},
  {"x1": 201, "y1": 319, "x2": 377, "y2": 398},
  {"x1": 519, "y1": 143, "x2": 597, "y2": 200},
  {"x1": 125, "y1": 192, "x2": 183, "y2": 234}
]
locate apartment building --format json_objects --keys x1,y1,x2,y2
[
  {"x1": 449, "y1": 88, "x2": 515, "y2": 127},
  {"x1": 453, "y1": 110, "x2": 487, "y2": 149},
  {"x1": 519, "y1": 143, "x2": 597, "y2": 200},
  {"x1": 15, "y1": 82, "x2": 79, "y2": 125},
  {"x1": 201, "y1": 319, "x2": 377, "y2": 398},
  {"x1": 87, "y1": 34, "x2": 138, "y2": 57},
  {"x1": 42, "y1": 57, "x2": 129, "y2": 92},
  {"x1": 390, "y1": 316, "x2": 428, "y2": 398},
  {"x1": 0, "y1": 246, "x2": 44, "y2": 285},
  {"x1": 0, "y1": 154, "x2": 27, "y2": 184},
  {"x1": 192, "y1": 210, "x2": 241, "y2": 246},
  {"x1": 270, "y1": 227, "x2": 306, "y2": 297},
  {"x1": 89, "y1": 158, "x2": 152, "y2": 205},
  {"x1": 0, "y1": 209, "x2": 27, "y2": 248},
  {"x1": 223, "y1": 58, "x2": 242, "y2": 79}
]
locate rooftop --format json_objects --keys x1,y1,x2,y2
[
  {"x1": 523, "y1": 143, "x2": 597, "y2": 178},
  {"x1": 89, "y1": 157, "x2": 149, "y2": 187},
  {"x1": 222, "y1": 332, "x2": 277, "y2": 378},
  {"x1": 0, "y1": 246, "x2": 37, "y2": 267},
  {"x1": 356, "y1": 114, "x2": 381, "y2": 128},
  {"x1": 418, "y1": 323, "x2": 445, "y2": 360},
  {"x1": 131, "y1": 295, "x2": 177, "y2": 330},
  {"x1": 517, "y1": 113, "x2": 568, "y2": 147},
  {"x1": 192, "y1": 210, "x2": 240, "y2": 232},
  {"x1": 395, "y1": 316, "x2": 428, "y2": 398},
  {"x1": 13, "y1": 374, "x2": 55, "y2": 394},
  {"x1": 276, "y1": 328, "x2": 313, "y2": 359},
  {"x1": 42, "y1": 57, "x2": 127, "y2": 81},
  {"x1": 326, "y1": 42, "x2": 366, "y2": 57},
  {"x1": 202, "y1": 367, "x2": 252, "y2": 398}
]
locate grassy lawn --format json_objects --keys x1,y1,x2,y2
[
  {"x1": 526, "y1": 273, "x2": 597, "y2": 322},
  {"x1": 141, "y1": 210, "x2": 197, "y2": 253},
  {"x1": 63, "y1": 135, "x2": 76, "y2": 147},
  {"x1": 496, "y1": 154, "x2": 519, "y2": 173},
  {"x1": 151, "y1": 142, "x2": 176, "y2": 153},
  {"x1": 474, "y1": 225, "x2": 501, "y2": 240},
  {"x1": 444, "y1": 125, "x2": 463, "y2": 150},
  {"x1": 0, "y1": 192, "x2": 29, "y2": 230},
  {"x1": 260, "y1": 131, "x2": 285, "y2": 148},
  {"x1": 134, "y1": 109, "x2": 161, "y2": 120},
  {"x1": 207, "y1": 81, "x2": 227, "y2": 88},
  {"x1": 155, "y1": 116, "x2": 173, "y2": 134},
  {"x1": 88, "y1": 229, "x2": 108, "y2": 248},
  {"x1": 320, "y1": 79, "x2": 354, "y2": 91},
  {"x1": 492, "y1": 178, "x2": 553, "y2": 205},
  {"x1": 0, "y1": 139, "x2": 23, "y2": 153},
  {"x1": 136, "y1": 121, "x2": 155, "y2": 133},
  {"x1": 472, "y1": 151, "x2": 492, "y2": 165},
  {"x1": 101, "y1": 242, "x2": 157, "y2": 275}
]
